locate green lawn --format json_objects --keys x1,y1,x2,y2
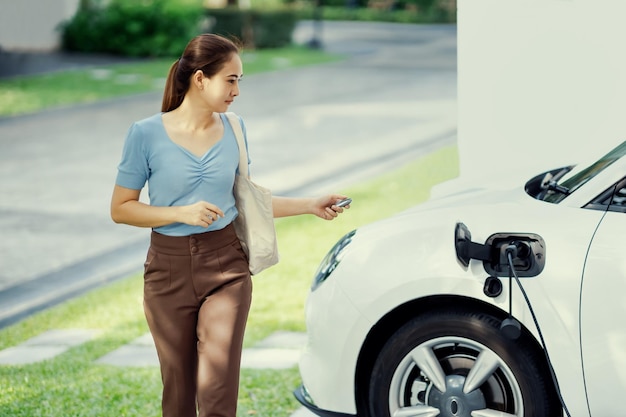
[
  {"x1": 0, "y1": 145, "x2": 459, "y2": 417},
  {"x1": 0, "y1": 46, "x2": 342, "y2": 117}
]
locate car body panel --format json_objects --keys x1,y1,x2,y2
[{"x1": 297, "y1": 140, "x2": 626, "y2": 416}]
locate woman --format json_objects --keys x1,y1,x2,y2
[{"x1": 110, "y1": 34, "x2": 349, "y2": 417}]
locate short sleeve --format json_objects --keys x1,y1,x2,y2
[{"x1": 115, "y1": 123, "x2": 149, "y2": 190}]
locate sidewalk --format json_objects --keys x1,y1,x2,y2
[{"x1": 0, "y1": 50, "x2": 140, "y2": 79}]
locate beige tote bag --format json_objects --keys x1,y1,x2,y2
[{"x1": 225, "y1": 112, "x2": 279, "y2": 275}]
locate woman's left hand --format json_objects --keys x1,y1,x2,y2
[{"x1": 314, "y1": 195, "x2": 351, "y2": 221}]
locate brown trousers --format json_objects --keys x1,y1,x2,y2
[{"x1": 143, "y1": 224, "x2": 252, "y2": 417}]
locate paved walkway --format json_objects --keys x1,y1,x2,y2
[
  {"x1": 0, "y1": 329, "x2": 306, "y2": 368},
  {"x1": 0, "y1": 329, "x2": 314, "y2": 416}
]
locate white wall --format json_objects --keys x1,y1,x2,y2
[
  {"x1": 0, "y1": 0, "x2": 80, "y2": 50},
  {"x1": 457, "y1": 0, "x2": 626, "y2": 183}
]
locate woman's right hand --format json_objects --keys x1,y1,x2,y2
[
  {"x1": 180, "y1": 201, "x2": 224, "y2": 228},
  {"x1": 111, "y1": 185, "x2": 224, "y2": 229}
]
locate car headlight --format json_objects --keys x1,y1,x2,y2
[{"x1": 311, "y1": 229, "x2": 356, "y2": 291}]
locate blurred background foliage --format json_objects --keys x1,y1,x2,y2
[{"x1": 60, "y1": 0, "x2": 455, "y2": 56}]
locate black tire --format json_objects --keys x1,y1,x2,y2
[{"x1": 368, "y1": 309, "x2": 561, "y2": 417}]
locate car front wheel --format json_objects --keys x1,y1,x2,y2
[{"x1": 368, "y1": 309, "x2": 561, "y2": 417}]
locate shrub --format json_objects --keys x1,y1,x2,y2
[
  {"x1": 206, "y1": 8, "x2": 298, "y2": 49},
  {"x1": 61, "y1": 0, "x2": 204, "y2": 57},
  {"x1": 296, "y1": 0, "x2": 456, "y2": 23}
]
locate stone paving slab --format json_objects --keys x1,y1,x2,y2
[
  {"x1": 255, "y1": 331, "x2": 308, "y2": 349},
  {"x1": 94, "y1": 333, "x2": 158, "y2": 367},
  {"x1": 292, "y1": 407, "x2": 316, "y2": 417},
  {"x1": 242, "y1": 348, "x2": 303, "y2": 370},
  {"x1": 95, "y1": 330, "x2": 307, "y2": 369},
  {"x1": 0, "y1": 329, "x2": 98, "y2": 365},
  {"x1": 241, "y1": 331, "x2": 308, "y2": 369}
]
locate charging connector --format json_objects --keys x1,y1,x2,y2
[
  {"x1": 483, "y1": 233, "x2": 546, "y2": 278},
  {"x1": 505, "y1": 242, "x2": 518, "y2": 258},
  {"x1": 501, "y1": 243, "x2": 522, "y2": 340}
]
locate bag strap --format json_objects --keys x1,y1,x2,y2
[{"x1": 225, "y1": 112, "x2": 249, "y2": 178}]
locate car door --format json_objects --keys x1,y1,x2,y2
[{"x1": 580, "y1": 179, "x2": 626, "y2": 415}]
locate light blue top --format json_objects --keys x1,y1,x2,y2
[{"x1": 115, "y1": 112, "x2": 249, "y2": 236}]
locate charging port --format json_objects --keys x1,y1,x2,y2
[{"x1": 483, "y1": 233, "x2": 546, "y2": 278}]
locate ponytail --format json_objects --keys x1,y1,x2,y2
[{"x1": 161, "y1": 59, "x2": 184, "y2": 112}]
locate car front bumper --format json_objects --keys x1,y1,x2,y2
[{"x1": 297, "y1": 264, "x2": 373, "y2": 415}]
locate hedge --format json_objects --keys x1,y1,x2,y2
[
  {"x1": 61, "y1": 0, "x2": 203, "y2": 57},
  {"x1": 206, "y1": 8, "x2": 298, "y2": 49}
]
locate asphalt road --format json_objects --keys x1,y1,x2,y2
[{"x1": 0, "y1": 21, "x2": 457, "y2": 328}]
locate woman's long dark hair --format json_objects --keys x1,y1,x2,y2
[{"x1": 161, "y1": 34, "x2": 241, "y2": 112}]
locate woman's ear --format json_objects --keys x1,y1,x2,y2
[{"x1": 192, "y1": 70, "x2": 205, "y2": 90}]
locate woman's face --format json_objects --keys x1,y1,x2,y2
[{"x1": 201, "y1": 53, "x2": 243, "y2": 113}]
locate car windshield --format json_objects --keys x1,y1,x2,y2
[{"x1": 543, "y1": 140, "x2": 626, "y2": 203}]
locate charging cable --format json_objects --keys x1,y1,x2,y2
[{"x1": 506, "y1": 245, "x2": 572, "y2": 417}]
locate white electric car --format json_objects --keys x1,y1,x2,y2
[{"x1": 294, "y1": 140, "x2": 626, "y2": 417}]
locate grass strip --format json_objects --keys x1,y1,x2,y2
[
  {"x1": 0, "y1": 46, "x2": 342, "y2": 117},
  {"x1": 0, "y1": 145, "x2": 458, "y2": 416}
]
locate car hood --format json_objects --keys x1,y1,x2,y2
[
  {"x1": 341, "y1": 183, "x2": 528, "y2": 269},
  {"x1": 341, "y1": 180, "x2": 576, "y2": 279},
  {"x1": 395, "y1": 181, "x2": 528, "y2": 221},
  {"x1": 337, "y1": 176, "x2": 599, "y2": 294}
]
